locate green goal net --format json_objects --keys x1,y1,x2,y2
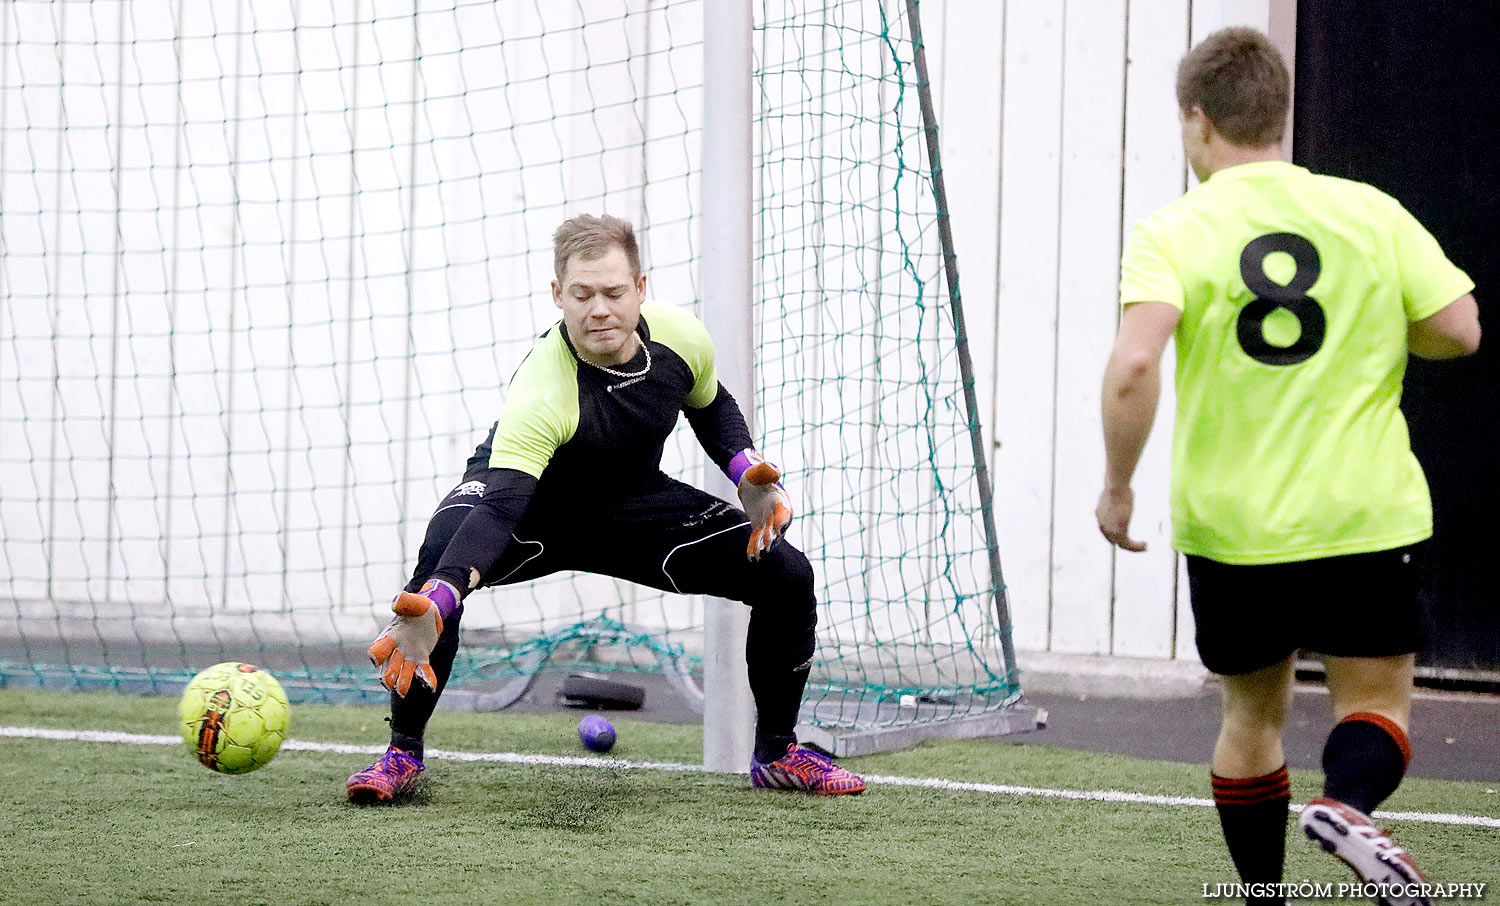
[{"x1": 0, "y1": 0, "x2": 1025, "y2": 751}]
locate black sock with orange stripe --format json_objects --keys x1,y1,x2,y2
[
  {"x1": 1322, "y1": 711, "x2": 1409, "y2": 815},
  {"x1": 1212, "y1": 765, "x2": 1291, "y2": 903}
]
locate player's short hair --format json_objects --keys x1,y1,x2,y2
[
  {"x1": 553, "y1": 214, "x2": 641, "y2": 281},
  {"x1": 1176, "y1": 27, "x2": 1290, "y2": 148}
]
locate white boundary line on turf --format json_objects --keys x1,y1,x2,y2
[{"x1": 5, "y1": 725, "x2": 1498, "y2": 830}]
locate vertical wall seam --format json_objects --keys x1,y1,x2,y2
[
  {"x1": 1108, "y1": 0, "x2": 1133, "y2": 657},
  {"x1": 1044, "y1": 0, "x2": 1066, "y2": 652}
]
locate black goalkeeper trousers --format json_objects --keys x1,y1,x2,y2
[{"x1": 389, "y1": 474, "x2": 818, "y2": 763}]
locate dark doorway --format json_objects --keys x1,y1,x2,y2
[{"x1": 1295, "y1": 2, "x2": 1500, "y2": 674}]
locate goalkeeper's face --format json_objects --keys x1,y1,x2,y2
[{"x1": 552, "y1": 246, "x2": 647, "y2": 368}]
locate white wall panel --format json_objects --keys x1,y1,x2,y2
[
  {"x1": 1048, "y1": 0, "x2": 1127, "y2": 655},
  {"x1": 928, "y1": 0, "x2": 1003, "y2": 462},
  {"x1": 926, "y1": 0, "x2": 1013, "y2": 653},
  {"x1": 1192, "y1": 0, "x2": 1273, "y2": 42},
  {"x1": 993, "y1": 1, "x2": 1064, "y2": 652}
]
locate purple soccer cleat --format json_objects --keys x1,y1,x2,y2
[
  {"x1": 346, "y1": 745, "x2": 424, "y2": 803},
  {"x1": 750, "y1": 744, "x2": 866, "y2": 796}
]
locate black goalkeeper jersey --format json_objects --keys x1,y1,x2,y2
[
  {"x1": 489, "y1": 298, "x2": 748, "y2": 500},
  {"x1": 431, "y1": 300, "x2": 753, "y2": 590}
]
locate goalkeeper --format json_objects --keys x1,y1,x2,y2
[{"x1": 347, "y1": 214, "x2": 865, "y2": 802}]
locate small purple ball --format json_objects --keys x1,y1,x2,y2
[{"x1": 578, "y1": 714, "x2": 616, "y2": 753}]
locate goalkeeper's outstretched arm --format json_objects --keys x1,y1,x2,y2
[
  {"x1": 684, "y1": 383, "x2": 792, "y2": 559},
  {"x1": 684, "y1": 382, "x2": 754, "y2": 473},
  {"x1": 368, "y1": 468, "x2": 536, "y2": 695},
  {"x1": 430, "y1": 468, "x2": 538, "y2": 595}
]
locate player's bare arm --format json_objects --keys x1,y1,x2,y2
[
  {"x1": 1408, "y1": 292, "x2": 1481, "y2": 360},
  {"x1": 1097, "y1": 300, "x2": 1180, "y2": 552}
]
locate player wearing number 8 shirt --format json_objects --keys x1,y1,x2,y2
[{"x1": 1096, "y1": 28, "x2": 1479, "y2": 906}]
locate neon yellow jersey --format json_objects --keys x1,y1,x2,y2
[{"x1": 1119, "y1": 161, "x2": 1473, "y2": 564}]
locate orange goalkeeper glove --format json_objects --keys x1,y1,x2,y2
[
  {"x1": 731, "y1": 450, "x2": 793, "y2": 561},
  {"x1": 367, "y1": 579, "x2": 455, "y2": 696}
]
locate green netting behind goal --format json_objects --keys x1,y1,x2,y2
[{"x1": 0, "y1": 0, "x2": 1019, "y2": 736}]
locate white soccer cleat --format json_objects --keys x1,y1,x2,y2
[{"x1": 1299, "y1": 797, "x2": 1431, "y2": 906}]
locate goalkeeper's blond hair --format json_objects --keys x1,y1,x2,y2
[{"x1": 553, "y1": 214, "x2": 641, "y2": 281}]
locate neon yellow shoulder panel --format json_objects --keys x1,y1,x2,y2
[
  {"x1": 488, "y1": 327, "x2": 580, "y2": 478},
  {"x1": 639, "y1": 299, "x2": 718, "y2": 408}
]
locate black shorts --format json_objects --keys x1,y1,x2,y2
[
  {"x1": 1186, "y1": 542, "x2": 1427, "y2": 677},
  {"x1": 411, "y1": 424, "x2": 814, "y2": 613},
  {"x1": 477, "y1": 477, "x2": 760, "y2": 597},
  {"x1": 413, "y1": 453, "x2": 799, "y2": 605}
]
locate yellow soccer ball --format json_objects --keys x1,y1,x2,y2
[{"x1": 178, "y1": 662, "x2": 290, "y2": 774}]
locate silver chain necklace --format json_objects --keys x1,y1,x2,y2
[{"x1": 587, "y1": 335, "x2": 651, "y2": 379}]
